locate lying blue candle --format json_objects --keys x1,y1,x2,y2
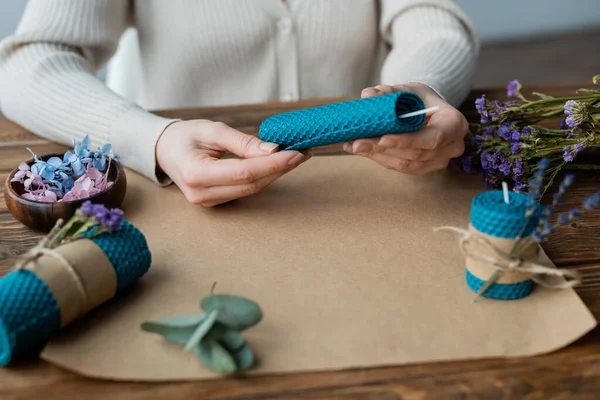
[{"x1": 258, "y1": 92, "x2": 427, "y2": 151}]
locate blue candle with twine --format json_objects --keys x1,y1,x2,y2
[
  {"x1": 465, "y1": 189, "x2": 542, "y2": 300},
  {"x1": 0, "y1": 219, "x2": 151, "y2": 366}
]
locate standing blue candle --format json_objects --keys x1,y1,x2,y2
[{"x1": 465, "y1": 190, "x2": 542, "y2": 300}]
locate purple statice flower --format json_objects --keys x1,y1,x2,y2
[
  {"x1": 511, "y1": 142, "x2": 521, "y2": 154},
  {"x1": 507, "y1": 79, "x2": 521, "y2": 97},
  {"x1": 80, "y1": 200, "x2": 123, "y2": 232},
  {"x1": 569, "y1": 209, "x2": 582, "y2": 220},
  {"x1": 522, "y1": 126, "x2": 532, "y2": 135},
  {"x1": 105, "y1": 209, "x2": 124, "y2": 231},
  {"x1": 559, "y1": 119, "x2": 569, "y2": 130},
  {"x1": 566, "y1": 128, "x2": 576, "y2": 139},
  {"x1": 583, "y1": 192, "x2": 600, "y2": 211},
  {"x1": 559, "y1": 174, "x2": 575, "y2": 193},
  {"x1": 563, "y1": 143, "x2": 585, "y2": 163},
  {"x1": 460, "y1": 156, "x2": 479, "y2": 174},
  {"x1": 81, "y1": 200, "x2": 96, "y2": 217},
  {"x1": 564, "y1": 100, "x2": 589, "y2": 128},
  {"x1": 563, "y1": 146, "x2": 574, "y2": 162},
  {"x1": 513, "y1": 178, "x2": 525, "y2": 193},
  {"x1": 512, "y1": 158, "x2": 524, "y2": 176},
  {"x1": 497, "y1": 123, "x2": 512, "y2": 140},
  {"x1": 557, "y1": 213, "x2": 570, "y2": 225},
  {"x1": 475, "y1": 95, "x2": 489, "y2": 123},
  {"x1": 511, "y1": 130, "x2": 521, "y2": 141},
  {"x1": 527, "y1": 157, "x2": 550, "y2": 200},
  {"x1": 482, "y1": 127, "x2": 494, "y2": 137},
  {"x1": 498, "y1": 155, "x2": 512, "y2": 175}
]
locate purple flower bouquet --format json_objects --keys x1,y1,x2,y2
[
  {"x1": 10, "y1": 136, "x2": 117, "y2": 203},
  {"x1": 457, "y1": 74, "x2": 600, "y2": 194}
]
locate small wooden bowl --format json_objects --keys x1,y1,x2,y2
[{"x1": 3, "y1": 153, "x2": 127, "y2": 233}]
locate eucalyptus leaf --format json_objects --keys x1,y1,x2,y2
[
  {"x1": 201, "y1": 294, "x2": 263, "y2": 330},
  {"x1": 184, "y1": 309, "x2": 219, "y2": 352},
  {"x1": 141, "y1": 314, "x2": 207, "y2": 345},
  {"x1": 231, "y1": 344, "x2": 254, "y2": 371},
  {"x1": 208, "y1": 323, "x2": 246, "y2": 352},
  {"x1": 194, "y1": 338, "x2": 237, "y2": 375}
]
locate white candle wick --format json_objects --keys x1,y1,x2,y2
[
  {"x1": 398, "y1": 106, "x2": 440, "y2": 119},
  {"x1": 502, "y1": 181, "x2": 510, "y2": 204}
]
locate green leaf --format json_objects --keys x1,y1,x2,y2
[
  {"x1": 532, "y1": 92, "x2": 555, "y2": 101},
  {"x1": 231, "y1": 345, "x2": 254, "y2": 371},
  {"x1": 141, "y1": 314, "x2": 206, "y2": 345},
  {"x1": 208, "y1": 323, "x2": 255, "y2": 371},
  {"x1": 201, "y1": 294, "x2": 263, "y2": 330},
  {"x1": 208, "y1": 323, "x2": 246, "y2": 352},
  {"x1": 194, "y1": 338, "x2": 237, "y2": 375},
  {"x1": 184, "y1": 309, "x2": 219, "y2": 352}
]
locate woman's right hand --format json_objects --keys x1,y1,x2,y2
[{"x1": 156, "y1": 120, "x2": 309, "y2": 207}]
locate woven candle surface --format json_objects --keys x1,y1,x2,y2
[
  {"x1": 467, "y1": 191, "x2": 541, "y2": 300},
  {"x1": 470, "y1": 191, "x2": 541, "y2": 239},
  {"x1": 0, "y1": 220, "x2": 151, "y2": 366},
  {"x1": 258, "y1": 92, "x2": 426, "y2": 150}
]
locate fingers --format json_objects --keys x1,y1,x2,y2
[
  {"x1": 189, "y1": 170, "x2": 290, "y2": 207},
  {"x1": 345, "y1": 139, "x2": 464, "y2": 162},
  {"x1": 181, "y1": 151, "x2": 311, "y2": 207},
  {"x1": 365, "y1": 153, "x2": 451, "y2": 176},
  {"x1": 361, "y1": 84, "x2": 396, "y2": 98},
  {"x1": 182, "y1": 150, "x2": 305, "y2": 187},
  {"x1": 197, "y1": 121, "x2": 281, "y2": 158}
]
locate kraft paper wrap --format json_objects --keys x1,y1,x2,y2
[
  {"x1": 466, "y1": 224, "x2": 538, "y2": 284},
  {"x1": 22, "y1": 239, "x2": 117, "y2": 327},
  {"x1": 39, "y1": 156, "x2": 597, "y2": 381}
]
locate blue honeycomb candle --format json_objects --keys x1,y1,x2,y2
[
  {"x1": 465, "y1": 191, "x2": 542, "y2": 300},
  {"x1": 0, "y1": 221, "x2": 151, "y2": 366},
  {"x1": 258, "y1": 92, "x2": 427, "y2": 150}
]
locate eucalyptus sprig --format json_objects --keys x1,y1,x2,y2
[{"x1": 141, "y1": 287, "x2": 263, "y2": 375}]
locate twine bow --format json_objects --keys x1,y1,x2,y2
[
  {"x1": 434, "y1": 226, "x2": 581, "y2": 289},
  {"x1": 12, "y1": 222, "x2": 88, "y2": 318}
]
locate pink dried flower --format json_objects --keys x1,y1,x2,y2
[{"x1": 11, "y1": 162, "x2": 31, "y2": 184}]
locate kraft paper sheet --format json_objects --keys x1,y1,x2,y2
[{"x1": 40, "y1": 155, "x2": 597, "y2": 381}]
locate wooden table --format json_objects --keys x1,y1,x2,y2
[{"x1": 1, "y1": 84, "x2": 600, "y2": 399}]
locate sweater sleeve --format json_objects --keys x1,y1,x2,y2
[
  {"x1": 0, "y1": 0, "x2": 179, "y2": 185},
  {"x1": 379, "y1": 0, "x2": 480, "y2": 107}
]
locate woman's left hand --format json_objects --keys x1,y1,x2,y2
[{"x1": 343, "y1": 83, "x2": 468, "y2": 175}]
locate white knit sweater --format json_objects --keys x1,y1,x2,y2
[{"x1": 0, "y1": 0, "x2": 479, "y2": 184}]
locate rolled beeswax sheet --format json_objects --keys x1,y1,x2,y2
[
  {"x1": 258, "y1": 92, "x2": 426, "y2": 150},
  {"x1": 41, "y1": 156, "x2": 596, "y2": 381}
]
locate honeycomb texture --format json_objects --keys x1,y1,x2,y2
[
  {"x1": 466, "y1": 269, "x2": 534, "y2": 300},
  {"x1": 470, "y1": 191, "x2": 541, "y2": 239},
  {"x1": 0, "y1": 220, "x2": 151, "y2": 365},
  {"x1": 258, "y1": 92, "x2": 426, "y2": 150},
  {"x1": 91, "y1": 220, "x2": 152, "y2": 292},
  {"x1": 0, "y1": 270, "x2": 60, "y2": 366},
  {"x1": 466, "y1": 190, "x2": 540, "y2": 300}
]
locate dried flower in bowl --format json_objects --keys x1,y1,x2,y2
[{"x1": 4, "y1": 136, "x2": 127, "y2": 232}]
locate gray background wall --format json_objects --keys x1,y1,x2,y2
[{"x1": 2, "y1": 0, "x2": 600, "y2": 43}]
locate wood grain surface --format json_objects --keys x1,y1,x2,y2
[{"x1": 1, "y1": 84, "x2": 600, "y2": 400}]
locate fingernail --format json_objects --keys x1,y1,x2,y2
[
  {"x1": 288, "y1": 152, "x2": 305, "y2": 166},
  {"x1": 260, "y1": 142, "x2": 279, "y2": 152},
  {"x1": 343, "y1": 143, "x2": 353, "y2": 153},
  {"x1": 378, "y1": 136, "x2": 394, "y2": 148},
  {"x1": 354, "y1": 142, "x2": 372, "y2": 153}
]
